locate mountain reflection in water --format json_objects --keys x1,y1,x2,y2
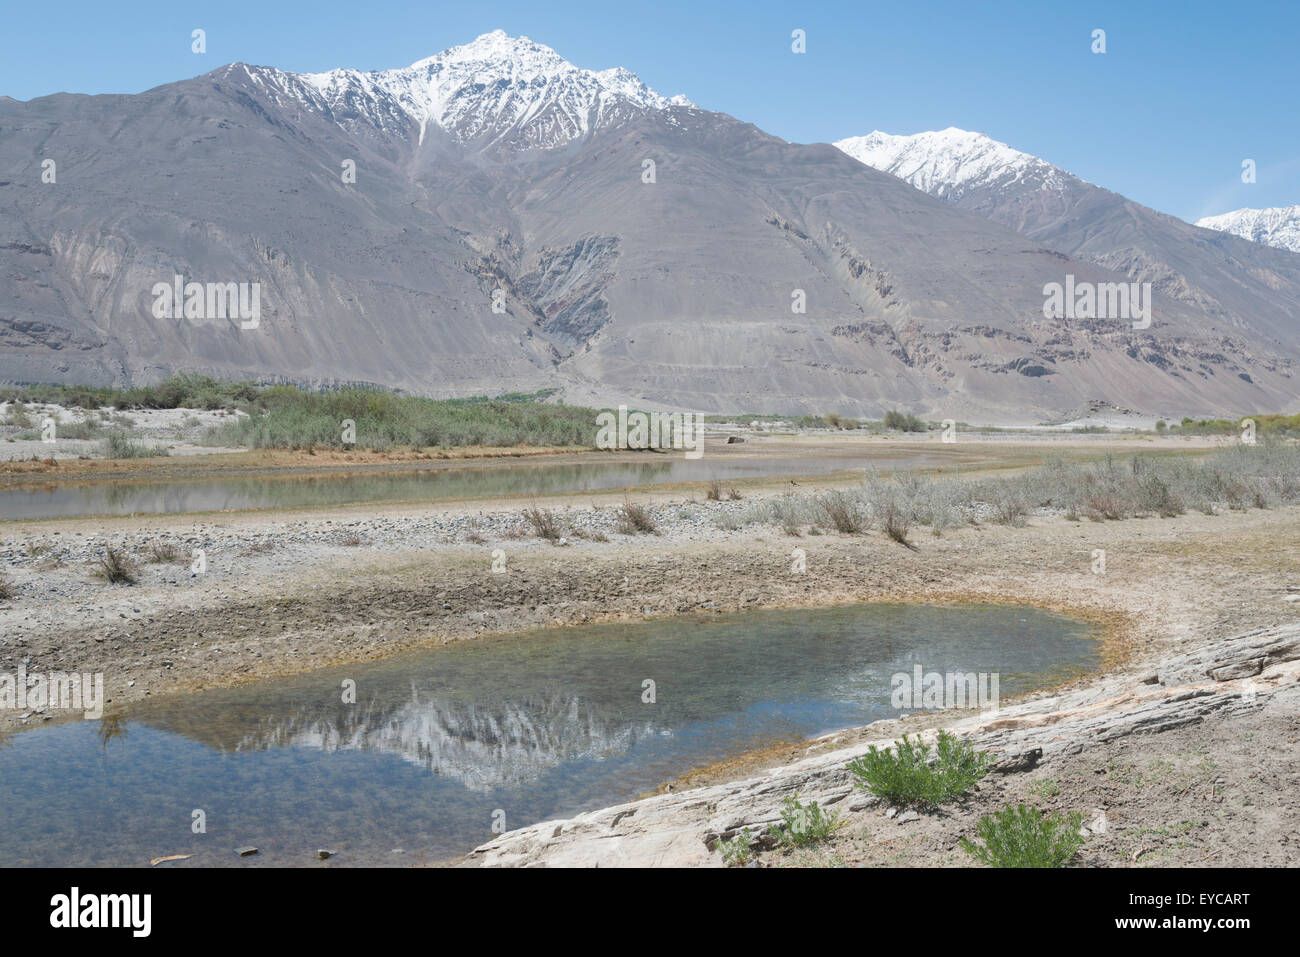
[{"x1": 0, "y1": 603, "x2": 1097, "y2": 866}]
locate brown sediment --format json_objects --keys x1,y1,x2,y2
[
  {"x1": 0, "y1": 443, "x2": 590, "y2": 483},
  {"x1": 0, "y1": 430, "x2": 1222, "y2": 486}
]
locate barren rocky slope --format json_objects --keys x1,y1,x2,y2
[{"x1": 2, "y1": 36, "x2": 1297, "y2": 420}]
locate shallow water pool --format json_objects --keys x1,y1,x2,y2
[{"x1": 0, "y1": 603, "x2": 1097, "y2": 866}]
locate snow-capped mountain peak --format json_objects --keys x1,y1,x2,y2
[
  {"x1": 834, "y1": 127, "x2": 1076, "y2": 200},
  {"x1": 234, "y1": 31, "x2": 694, "y2": 151},
  {"x1": 1195, "y1": 205, "x2": 1300, "y2": 254}
]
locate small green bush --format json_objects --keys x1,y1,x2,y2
[
  {"x1": 4, "y1": 402, "x2": 34, "y2": 429},
  {"x1": 960, "y1": 804, "x2": 1085, "y2": 868},
  {"x1": 847, "y1": 732, "x2": 991, "y2": 809},
  {"x1": 718, "y1": 829, "x2": 754, "y2": 866},
  {"x1": 100, "y1": 430, "x2": 163, "y2": 459},
  {"x1": 767, "y1": 794, "x2": 842, "y2": 848},
  {"x1": 883, "y1": 409, "x2": 927, "y2": 432}
]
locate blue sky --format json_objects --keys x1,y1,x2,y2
[{"x1": 2, "y1": 0, "x2": 1297, "y2": 221}]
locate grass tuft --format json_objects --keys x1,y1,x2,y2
[
  {"x1": 93, "y1": 546, "x2": 139, "y2": 585},
  {"x1": 146, "y1": 542, "x2": 187, "y2": 564},
  {"x1": 616, "y1": 498, "x2": 657, "y2": 535},
  {"x1": 100, "y1": 430, "x2": 164, "y2": 459},
  {"x1": 523, "y1": 503, "x2": 565, "y2": 543}
]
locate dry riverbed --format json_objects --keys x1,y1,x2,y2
[{"x1": 0, "y1": 438, "x2": 1295, "y2": 868}]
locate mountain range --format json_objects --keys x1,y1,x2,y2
[
  {"x1": 1195, "y1": 205, "x2": 1300, "y2": 255},
  {"x1": 2, "y1": 31, "x2": 1296, "y2": 421}
]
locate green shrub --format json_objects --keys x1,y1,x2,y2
[
  {"x1": 100, "y1": 430, "x2": 164, "y2": 459},
  {"x1": 202, "y1": 386, "x2": 599, "y2": 451},
  {"x1": 767, "y1": 794, "x2": 842, "y2": 848},
  {"x1": 960, "y1": 804, "x2": 1085, "y2": 868},
  {"x1": 5, "y1": 402, "x2": 34, "y2": 428},
  {"x1": 51, "y1": 418, "x2": 103, "y2": 440},
  {"x1": 718, "y1": 829, "x2": 754, "y2": 866},
  {"x1": 1028, "y1": 778, "x2": 1061, "y2": 799},
  {"x1": 883, "y1": 409, "x2": 927, "y2": 432},
  {"x1": 847, "y1": 732, "x2": 992, "y2": 809}
]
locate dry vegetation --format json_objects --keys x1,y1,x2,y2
[{"x1": 719, "y1": 443, "x2": 1300, "y2": 538}]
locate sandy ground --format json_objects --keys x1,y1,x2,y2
[{"x1": 0, "y1": 402, "x2": 248, "y2": 461}]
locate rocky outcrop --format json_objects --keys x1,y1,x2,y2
[
  {"x1": 1156, "y1": 623, "x2": 1300, "y2": 686},
  {"x1": 469, "y1": 622, "x2": 1300, "y2": 867}
]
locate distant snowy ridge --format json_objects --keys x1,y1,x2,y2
[
  {"x1": 1195, "y1": 206, "x2": 1300, "y2": 254},
  {"x1": 833, "y1": 128, "x2": 1078, "y2": 200},
  {"x1": 225, "y1": 30, "x2": 694, "y2": 151}
]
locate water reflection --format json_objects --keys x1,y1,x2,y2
[
  {"x1": 0, "y1": 452, "x2": 960, "y2": 520},
  {"x1": 0, "y1": 604, "x2": 1096, "y2": 866}
]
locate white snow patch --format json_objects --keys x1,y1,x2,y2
[
  {"x1": 834, "y1": 127, "x2": 1083, "y2": 199},
  {"x1": 1196, "y1": 205, "x2": 1300, "y2": 254}
]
